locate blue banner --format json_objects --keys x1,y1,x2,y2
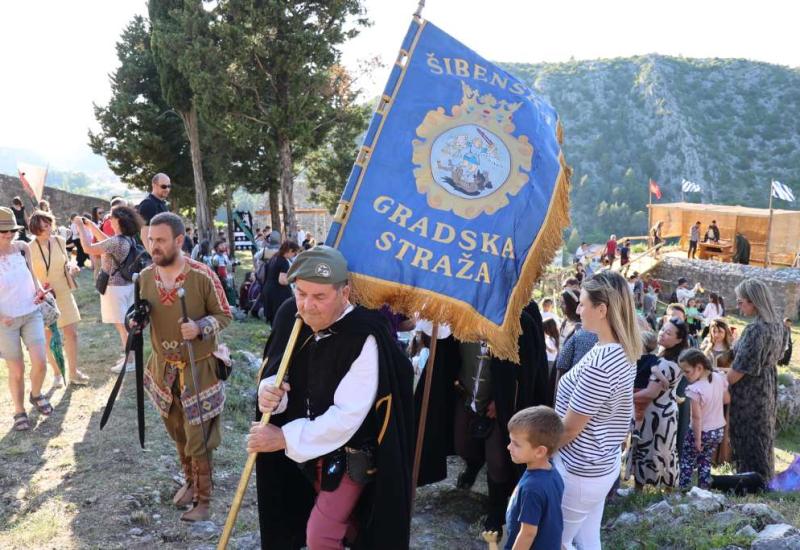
[{"x1": 327, "y1": 19, "x2": 570, "y2": 360}]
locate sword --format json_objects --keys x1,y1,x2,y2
[
  {"x1": 133, "y1": 275, "x2": 145, "y2": 448},
  {"x1": 178, "y1": 288, "x2": 211, "y2": 461}
]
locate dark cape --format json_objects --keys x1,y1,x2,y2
[
  {"x1": 262, "y1": 255, "x2": 293, "y2": 324},
  {"x1": 414, "y1": 305, "x2": 550, "y2": 487},
  {"x1": 734, "y1": 233, "x2": 751, "y2": 265},
  {"x1": 491, "y1": 307, "x2": 552, "y2": 442},
  {"x1": 255, "y1": 298, "x2": 414, "y2": 550},
  {"x1": 413, "y1": 334, "x2": 461, "y2": 486}
]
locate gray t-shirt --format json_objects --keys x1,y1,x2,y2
[{"x1": 690, "y1": 225, "x2": 700, "y2": 242}]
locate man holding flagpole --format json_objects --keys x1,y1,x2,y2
[
  {"x1": 249, "y1": 246, "x2": 413, "y2": 549},
  {"x1": 218, "y1": 6, "x2": 571, "y2": 546}
]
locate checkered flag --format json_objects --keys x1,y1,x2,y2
[
  {"x1": 772, "y1": 180, "x2": 796, "y2": 202},
  {"x1": 681, "y1": 179, "x2": 702, "y2": 193}
]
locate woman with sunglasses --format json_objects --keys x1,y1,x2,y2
[
  {"x1": 631, "y1": 316, "x2": 688, "y2": 490},
  {"x1": 728, "y1": 279, "x2": 785, "y2": 482},
  {"x1": 553, "y1": 272, "x2": 641, "y2": 549},
  {"x1": 0, "y1": 207, "x2": 53, "y2": 431}
]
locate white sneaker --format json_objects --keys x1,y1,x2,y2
[
  {"x1": 52, "y1": 375, "x2": 65, "y2": 388},
  {"x1": 110, "y1": 359, "x2": 135, "y2": 374}
]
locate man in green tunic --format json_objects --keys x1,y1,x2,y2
[{"x1": 139, "y1": 212, "x2": 232, "y2": 522}]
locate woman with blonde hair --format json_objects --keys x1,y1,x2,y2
[
  {"x1": 728, "y1": 278, "x2": 785, "y2": 482},
  {"x1": 554, "y1": 271, "x2": 641, "y2": 550},
  {"x1": 28, "y1": 211, "x2": 88, "y2": 387}
]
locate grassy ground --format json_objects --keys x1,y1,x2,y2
[{"x1": 1, "y1": 253, "x2": 798, "y2": 548}]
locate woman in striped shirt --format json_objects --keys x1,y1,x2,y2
[{"x1": 554, "y1": 271, "x2": 641, "y2": 550}]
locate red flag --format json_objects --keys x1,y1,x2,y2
[
  {"x1": 17, "y1": 162, "x2": 48, "y2": 203},
  {"x1": 649, "y1": 178, "x2": 662, "y2": 200}
]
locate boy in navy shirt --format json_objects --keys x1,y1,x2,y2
[{"x1": 505, "y1": 406, "x2": 565, "y2": 550}]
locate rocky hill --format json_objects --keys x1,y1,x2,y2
[{"x1": 502, "y1": 55, "x2": 800, "y2": 242}]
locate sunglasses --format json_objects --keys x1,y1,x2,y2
[
  {"x1": 669, "y1": 317, "x2": 686, "y2": 326},
  {"x1": 0, "y1": 229, "x2": 16, "y2": 234},
  {"x1": 159, "y1": 184, "x2": 171, "y2": 190}
]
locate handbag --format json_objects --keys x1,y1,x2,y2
[
  {"x1": 20, "y1": 248, "x2": 61, "y2": 326},
  {"x1": 212, "y1": 343, "x2": 233, "y2": 381},
  {"x1": 38, "y1": 292, "x2": 61, "y2": 327},
  {"x1": 95, "y1": 270, "x2": 110, "y2": 295}
]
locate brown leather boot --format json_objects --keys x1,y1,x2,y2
[
  {"x1": 180, "y1": 456, "x2": 212, "y2": 522},
  {"x1": 172, "y1": 449, "x2": 194, "y2": 507}
]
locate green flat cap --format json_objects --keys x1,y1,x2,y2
[{"x1": 287, "y1": 245, "x2": 349, "y2": 284}]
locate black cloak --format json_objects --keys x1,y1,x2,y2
[
  {"x1": 414, "y1": 305, "x2": 550, "y2": 487},
  {"x1": 412, "y1": 334, "x2": 461, "y2": 486},
  {"x1": 255, "y1": 298, "x2": 414, "y2": 550},
  {"x1": 490, "y1": 307, "x2": 552, "y2": 441}
]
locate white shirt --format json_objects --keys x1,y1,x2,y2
[
  {"x1": 0, "y1": 248, "x2": 38, "y2": 318},
  {"x1": 297, "y1": 230, "x2": 307, "y2": 245},
  {"x1": 541, "y1": 311, "x2": 561, "y2": 326},
  {"x1": 703, "y1": 303, "x2": 723, "y2": 323},
  {"x1": 415, "y1": 319, "x2": 452, "y2": 339},
  {"x1": 555, "y1": 343, "x2": 635, "y2": 477},
  {"x1": 260, "y1": 306, "x2": 379, "y2": 463},
  {"x1": 676, "y1": 287, "x2": 696, "y2": 305},
  {"x1": 545, "y1": 335, "x2": 558, "y2": 362}
]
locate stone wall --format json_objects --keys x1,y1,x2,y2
[
  {"x1": 0, "y1": 174, "x2": 107, "y2": 225},
  {"x1": 648, "y1": 256, "x2": 800, "y2": 320}
]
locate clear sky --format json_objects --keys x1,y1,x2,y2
[{"x1": 1, "y1": 0, "x2": 797, "y2": 172}]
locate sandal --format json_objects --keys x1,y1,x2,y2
[
  {"x1": 29, "y1": 394, "x2": 53, "y2": 416},
  {"x1": 13, "y1": 412, "x2": 30, "y2": 431},
  {"x1": 69, "y1": 371, "x2": 90, "y2": 386}
]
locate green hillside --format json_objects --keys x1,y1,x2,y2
[{"x1": 502, "y1": 55, "x2": 800, "y2": 242}]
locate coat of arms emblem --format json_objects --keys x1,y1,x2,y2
[{"x1": 412, "y1": 82, "x2": 534, "y2": 219}]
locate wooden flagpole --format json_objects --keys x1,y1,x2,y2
[
  {"x1": 648, "y1": 186, "x2": 653, "y2": 247},
  {"x1": 766, "y1": 181, "x2": 774, "y2": 268},
  {"x1": 217, "y1": 317, "x2": 304, "y2": 549},
  {"x1": 411, "y1": 322, "x2": 438, "y2": 511}
]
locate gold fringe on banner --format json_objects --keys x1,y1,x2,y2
[{"x1": 349, "y1": 122, "x2": 571, "y2": 363}]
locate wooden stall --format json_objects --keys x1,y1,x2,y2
[{"x1": 648, "y1": 202, "x2": 800, "y2": 266}]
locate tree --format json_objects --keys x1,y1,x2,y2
[
  {"x1": 149, "y1": 0, "x2": 215, "y2": 241},
  {"x1": 88, "y1": 15, "x2": 195, "y2": 209},
  {"x1": 305, "y1": 99, "x2": 370, "y2": 212},
  {"x1": 196, "y1": 0, "x2": 369, "y2": 239}
]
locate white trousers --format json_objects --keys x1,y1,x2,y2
[{"x1": 553, "y1": 454, "x2": 620, "y2": 550}]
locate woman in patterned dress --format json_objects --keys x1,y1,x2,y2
[
  {"x1": 632, "y1": 317, "x2": 688, "y2": 489},
  {"x1": 728, "y1": 279, "x2": 785, "y2": 482}
]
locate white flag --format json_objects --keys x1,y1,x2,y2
[
  {"x1": 681, "y1": 179, "x2": 701, "y2": 193},
  {"x1": 772, "y1": 180, "x2": 796, "y2": 202},
  {"x1": 17, "y1": 162, "x2": 48, "y2": 202}
]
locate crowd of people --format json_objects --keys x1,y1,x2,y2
[{"x1": 394, "y1": 264, "x2": 793, "y2": 548}]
